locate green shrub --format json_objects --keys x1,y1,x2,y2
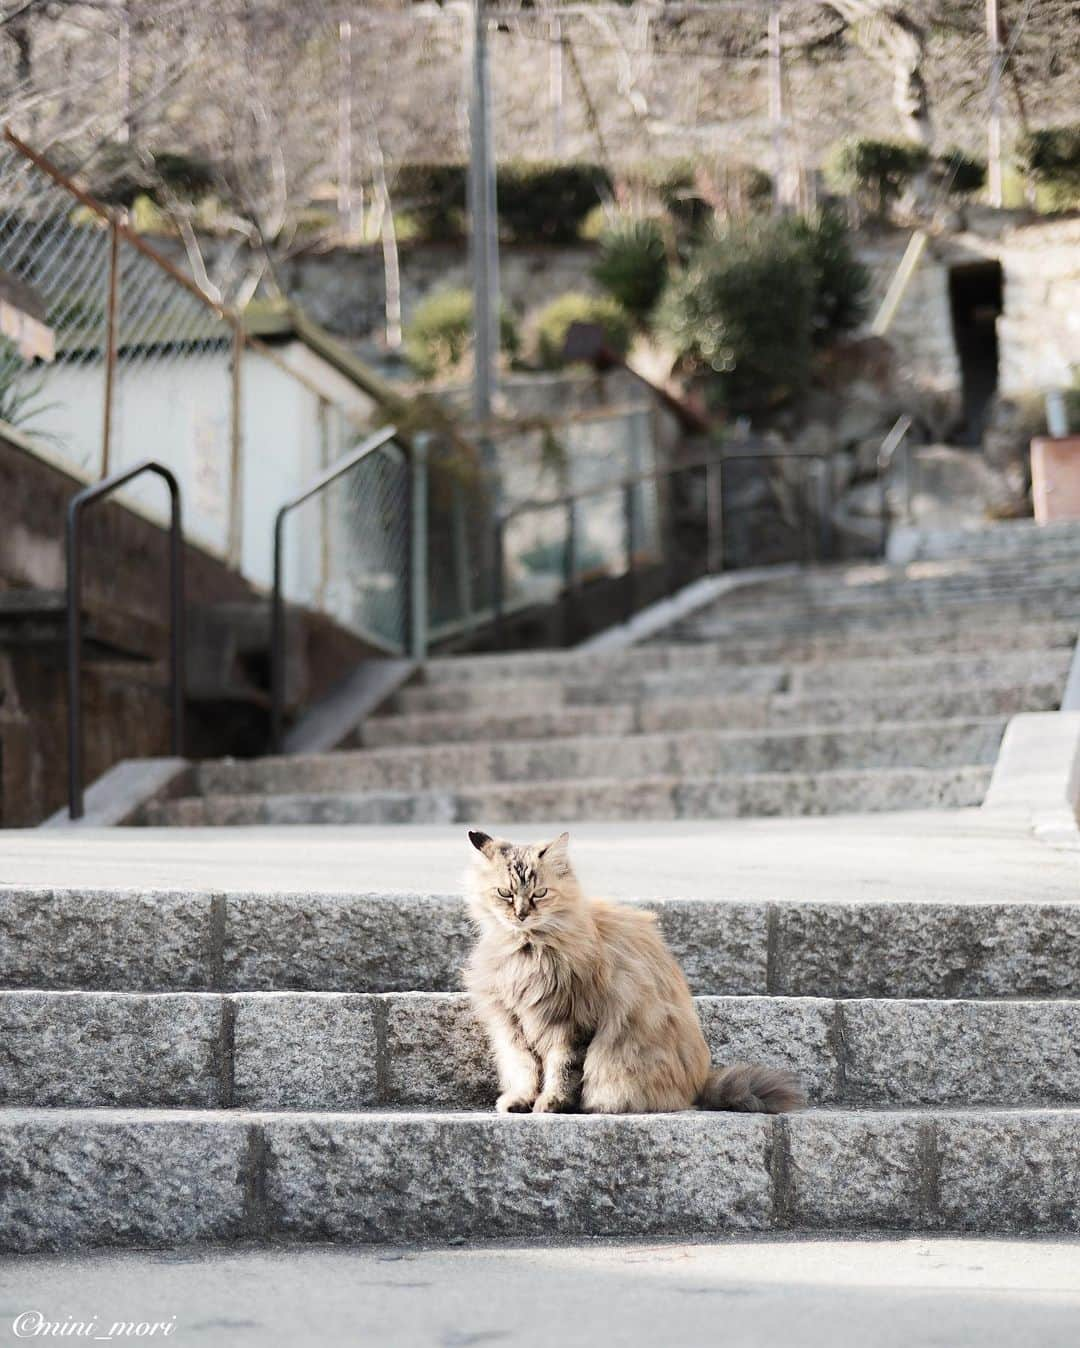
[
  {"x1": 937, "y1": 150, "x2": 987, "y2": 196},
  {"x1": 496, "y1": 162, "x2": 610, "y2": 244},
  {"x1": 592, "y1": 218, "x2": 669, "y2": 322},
  {"x1": 393, "y1": 164, "x2": 468, "y2": 243},
  {"x1": 825, "y1": 138, "x2": 929, "y2": 218},
  {"x1": 532, "y1": 292, "x2": 633, "y2": 369},
  {"x1": 657, "y1": 222, "x2": 814, "y2": 408},
  {"x1": 404, "y1": 288, "x2": 519, "y2": 380},
  {"x1": 1019, "y1": 125, "x2": 1080, "y2": 209},
  {"x1": 392, "y1": 162, "x2": 610, "y2": 244},
  {"x1": 779, "y1": 210, "x2": 869, "y2": 344}
]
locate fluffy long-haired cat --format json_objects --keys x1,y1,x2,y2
[{"x1": 464, "y1": 829, "x2": 804, "y2": 1115}]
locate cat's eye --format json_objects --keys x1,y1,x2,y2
[
  {"x1": 533, "y1": 888, "x2": 548, "y2": 899},
  {"x1": 497, "y1": 887, "x2": 512, "y2": 899}
]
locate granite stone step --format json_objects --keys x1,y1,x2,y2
[
  {"x1": 409, "y1": 620, "x2": 1073, "y2": 690},
  {"x1": 4, "y1": 990, "x2": 1080, "y2": 1112},
  {"x1": 6, "y1": 888, "x2": 1076, "y2": 999},
  {"x1": 3, "y1": 1104, "x2": 1079, "y2": 1251},
  {"x1": 190, "y1": 720, "x2": 1005, "y2": 801},
  {"x1": 144, "y1": 763, "x2": 993, "y2": 827},
  {"x1": 419, "y1": 617, "x2": 1078, "y2": 687},
  {"x1": 396, "y1": 649, "x2": 1068, "y2": 714},
  {"x1": 366, "y1": 680, "x2": 1058, "y2": 747},
  {"x1": 660, "y1": 590, "x2": 1080, "y2": 639}
]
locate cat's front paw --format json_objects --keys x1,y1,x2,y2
[
  {"x1": 496, "y1": 1092, "x2": 536, "y2": 1114},
  {"x1": 532, "y1": 1092, "x2": 576, "y2": 1114}
]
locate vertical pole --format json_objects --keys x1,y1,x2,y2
[
  {"x1": 227, "y1": 325, "x2": 244, "y2": 569},
  {"x1": 768, "y1": 0, "x2": 785, "y2": 215},
  {"x1": 815, "y1": 459, "x2": 833, "y2": 562},
  {"x1": 168, "y1": 479, "x2": 186, "y2": 756},
  {"x1": 452, "y1": 481, "x2": 475, "y2": 633},
  {"x1": 468, "y1": 0, "x2": 499, "y2": 450},
  {"x1": 66, "y1": 502, "x2": 84, "y2": 818},
  {"x1": 706, "y1": 452, "x2": 724, "y2": 574},
  {"x1": 492, "y1": 514, "x2": 506, "y2": 649},
  {"x1": 100, "y1": 219, "x2": 120, "y2": 478},
  {"x1": 270, "y1": 510, "x2": 286, "y2": 755},
  {"x1": 623, "y1": 481, "x2": 637, "y2": 620},
  {"x1": 550, "y1": 14, "x2": 564, "y2": 159},
  {"x1": 562, "y1": 499, "x2": 577, "y2": 646},
  {"x1": 410, "y1": 433, "x2": 429, "y2": 661},
  {"x1": 338, "y1": 15, "x2": 355, "y2": 240},
  {"x1": 117, "y1": 0, "x2": 133, "y2": 145},
  {"x1": 986, "y1": 0, "x2": 1003, "y2": 208}
]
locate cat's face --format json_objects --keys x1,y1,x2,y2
[{"x1": 467, "y1": 829, "x2": 574, "y2": 931}]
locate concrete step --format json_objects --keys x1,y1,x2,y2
[
  {"x1": 639, "y1": 617, "x2": 1078, "y2": 664},
  {"x1": 12, "y1": 886, "x2": 1073, "y2": 1001},
  {"x1": 190, "y1": 720, "x2": 1005, "y2": 801},
  {"x1": 5, "y1": 990, "x2": 1079, "y2": 1112},
  {"x1": 4, "y1": 1104, "x2": 1079, "y2": 1250},
  {"x1": 397, "y1": 649, "x2": 1068, "y2": 714},
  {"x1": 420, "y1": 618, "x2": 1078, "y2": 688},
  {"x1": 366, "y1": 680, "x2": 1059, "y2": 747},
  {"x1": 891, "y1": 519, "x2": 1080, "y2": 563},
  {"x1": 665, "y1": 589, "x2": 1080, "y2": 637},
  {"x1": 146, "y1": 763, "x2": 992, "y2": 827}
]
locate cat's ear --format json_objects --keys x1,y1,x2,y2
[
  {"x1": 468, "y1": 829, "x2": 497, "y2": 858},
  {"x1": 538, "y1": 831, "x2": 570, "y2": 861}
]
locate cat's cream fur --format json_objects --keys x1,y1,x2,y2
[{"x1": 463, "y1": 829, "x2": 804, "y2": 1115}]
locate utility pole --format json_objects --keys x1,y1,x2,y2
[
  {"x1": 550, "y1": 13, "x2": 564, "y2": 159},
  {"x1": 767, "y1": 0, "x2": 785, "y2": 214},
  {"x1": 468, "y1": 0, "x2": 500, "y2": 444},
  {"x1": 337, "y1": 16, "x2": 356, "y2": 241},
  {"x1": 986, "y1": 0, "x2": 1003, "y2": 208}
]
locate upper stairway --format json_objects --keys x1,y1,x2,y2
[{"x1": 142, "y1": 527, "x2": 1080, "y2": 827}]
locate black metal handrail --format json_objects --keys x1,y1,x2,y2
[
  {"x1": 66, "y1": 459, "x2": 185, "y2": 819},
  {"x1": 492, "y1": 442, "x2": 832, "y2": 640},
  {"x1": 270, "y1": 425, "x2": 399, "y2": 753}
]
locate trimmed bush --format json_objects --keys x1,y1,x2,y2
[
  {"x1": 825, "y1": 138, "x2": 929, "y2": 218},
  {"x1": 938, "y1": 150, "x2": 987, "y2": 197},
  {"x1": 404, "y1": 289, "x2": 519, "y2": 380},
  {"x1": 592, "y1": 217, "x2": 669, "y2": 322},
  {"x1": 1019, "y1": 125, "x2": 1080, "y2": 209},
  {"x1": 391, "y1": 162, "x2": 610, "y2": 244},
  {"x1": 779, "y1": 210, "x2": 870, "y2": 344},
  {"x1": 497, "y1": 162, "x2": 610, "y2": 244},
  {"x1": 532, "y1": 292, "x2": 633, "y2": 369},
  {"x1": 657, "y1": 222, "x2": 815, "y2": 408}
]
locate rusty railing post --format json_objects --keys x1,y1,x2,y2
[{"x1": 100, "y1": 217, "x2": 120, "y2": 478}]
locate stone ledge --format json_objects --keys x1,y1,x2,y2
[
  {"x1": 5, "y1": 891, "x2": 1080, "y2": 999},
  {"x1": 6, "y1": 991, "x2": 1080, "y2": 1112},
  {"x1": 3, "y1": 1106, "x2": 1080, "y2": 1251}
]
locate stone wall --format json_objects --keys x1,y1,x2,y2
[
  {"x1": 0, "y1": 434, "x2": 372, "y2": 825},
  {"x1": 995, "y1": 216, "x2": 1080, "y2": 399},
  {"x1": 279, "y1": 243, "x2": 598, "y2": 344}
]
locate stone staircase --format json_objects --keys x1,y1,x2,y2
[
  {"x1": 4, "y1": 877, "x2": 1080, "y2": 1249},
  {"x1": 141, "y1": 545, "x2": 1080, "y2": 827},
  {"x1": 6, "y1": 524, "x2": 1080, "y2": 1252}
]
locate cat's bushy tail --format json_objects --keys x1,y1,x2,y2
[{"x1": 697, "y1": 1063, "x2": 805, "y2": 1114}]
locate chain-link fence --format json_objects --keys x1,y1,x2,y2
[{"x1": 0, "y1": 130, "x2": 421, "y2": 657}]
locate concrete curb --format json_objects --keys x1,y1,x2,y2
[
  {"x1": 982, "y1": 710, "x2": 1080, "y2": 847},
  {"x1": 3, "y1": 1105, "x2": 1079, "y2": 1251},
  {"x1": 40, "y1": 758, "x2": 191, "y2": 830}
]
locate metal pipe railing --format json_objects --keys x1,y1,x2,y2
[
  {"x1": 66, "y1": 460, "x2": 185, "y2": 819},
  {"x1": 492, "y1": 443, "x2": 832, "y2": 641},
  {"x1": 270, "y1": 425, "x2": 399, "y2": 753}
]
